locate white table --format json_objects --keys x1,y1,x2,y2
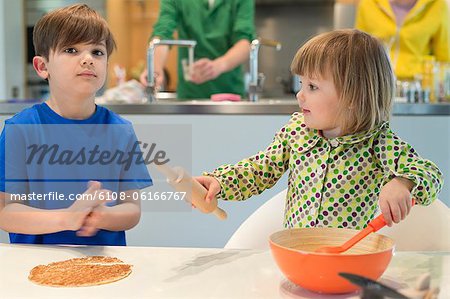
[{"x1": 0, "y1": 244, "x2": 449, "y2": 298}]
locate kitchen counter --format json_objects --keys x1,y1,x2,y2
[
  {"x1": 0, "y1": 243, "x2": 448, "y2": 298},
  {"x1": 0, "y1": 101, "x2": 450, "y2": 115}
]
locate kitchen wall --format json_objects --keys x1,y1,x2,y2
[
  {"x1": 23, "y1": 0, "x2": 106, "y2": 99},
  {"x1": 24, "y1": 0, "x2": 106, "y2": 23},
  {"x1": 105, "y1": 0, "x2": 178, "y2": 90},
  {"x1": 254, "y1": 2, "x2": 335, "y2": 97},
  {"x1": 0, "y1": 0, "x2": 25, "y2": 100}
]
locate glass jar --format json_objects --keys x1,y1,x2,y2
[
  {"x1": 441, "y1": 62, "x2": 450, "y2": 102},
  {"x1": 421, "y1": 55, "x2": 437, "y2": 102}
]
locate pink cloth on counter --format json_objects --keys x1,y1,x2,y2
[{"x1": 210, "y1": 93, "x2": 241, "y2": 102}]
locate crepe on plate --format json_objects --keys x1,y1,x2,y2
[{"x1": 29, "y1": 256, "x2": 132, "y2": 287}]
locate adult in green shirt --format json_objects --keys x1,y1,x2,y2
[{"x1": 140, "y1": 0, "x2": 255, "y2": 99}]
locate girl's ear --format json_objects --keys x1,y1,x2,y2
[{"x1": 32, "y1": 56, "x2": 49, "y2": 80}]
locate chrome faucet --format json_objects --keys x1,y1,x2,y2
[
  {"x1": 248, "y1": 38, "x2": 282, "y2": 102},
  {"x1": 146, "y1": 38, "x2": 197, "y2": 102}
]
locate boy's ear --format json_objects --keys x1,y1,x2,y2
[{"x1": 32, "y1": 56, "x2": 49, "y2": 80}]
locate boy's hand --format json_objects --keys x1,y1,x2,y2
[
  {"x1": 194, "y1": 176, "x2": 221, "y2": 205},
  {"x1": 66, "y1": 181, "x2": 110, "y2": 231},
  {"x1": 378, "y1": 177, "x2": 415, "y2": 227},
  {"x1": 76, "y1": 204, "x2": 108, "y2": 237}
]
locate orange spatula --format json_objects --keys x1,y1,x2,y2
[{"x1": 315, "y1": 200, "x2": 415, "y2": 254}]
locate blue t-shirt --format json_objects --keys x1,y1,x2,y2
[{"x1": 0, "y1": 103, "x2": 152, "y2": 245}]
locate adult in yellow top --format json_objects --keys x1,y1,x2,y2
[
  {"x1": 355, "y1": 0, "x2": 450, "y2": 80},
  {"x1": 140, "y1": 0, "x2": 255, "y2": 99}
]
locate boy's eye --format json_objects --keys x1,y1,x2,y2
[
  {"x1": 93, "y1": 49, "x2": 105, "y2": 56},
  {"x1": 64, "y1": 48, "x2": 77, "y2": 54}
]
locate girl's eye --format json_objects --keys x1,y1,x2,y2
[
  {"x1": 93, "y1": 50, "x2": 105, "y2": 56},
  {"x1": 308, "y1": 84, "x2": 318, "y2": 91},
  {"x1": 64, "y1": 48, "x2": 77, "y2": 54}
]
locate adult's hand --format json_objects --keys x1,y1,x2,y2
[
  {"x1": 139, "y1": 69, "x2": 164, "y2": 92},
  {"x1": 189, "y1": 39, "x2": 250, "y2": 84},
  {"x1": 190, "y1": 58, "x2": 225, "y2": 84}
]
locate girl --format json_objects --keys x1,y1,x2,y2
[{"x1": 196, "y1": 29, "x2": 442, "y2": 229}]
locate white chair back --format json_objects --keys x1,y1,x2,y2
[
  {"x1": 379, "y1": 199, "x2": 450, "y2": 251},
  {"x1": 225, "y1": 187, "x2": 450, "y2": 251},
  {"x1": 224, "y1": 189, "x2": 286, "y2": 249}
]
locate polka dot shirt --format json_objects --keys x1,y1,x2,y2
[{"x1": 206, "y1": 112, "x2": 443, "y2": 229}]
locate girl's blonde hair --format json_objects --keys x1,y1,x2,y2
[
  {"x1": 33, "y1": 4, "x2": 116, "y2": 60},
  {"x1": 291, "y1": 29, "x2": 394, "y2": 135}
]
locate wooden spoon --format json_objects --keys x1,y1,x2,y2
[{"x1": 315, "y1": 200, "x2": 415, "y2": 254}]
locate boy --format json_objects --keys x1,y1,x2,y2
[{"x1": 0, "y1": 4, "x2": 152, "y2": 245}]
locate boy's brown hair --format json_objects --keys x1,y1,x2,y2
[
  {"x1": 33, "y1": 4, "x2": 116, "y2": 60},
  {"x1": 291, "y1": 29, "x2": 394, "y2": 135}
]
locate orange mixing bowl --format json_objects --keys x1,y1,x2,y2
[{"x1": 269, "y1": 227, "x2": 395, "y2": 294}]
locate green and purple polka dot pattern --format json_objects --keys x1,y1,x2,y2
[{"x1": 208, "y1": 113, "x2": 442, "y2": 230}]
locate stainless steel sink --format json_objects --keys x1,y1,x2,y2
[
  {"x1": 151, "y1": 93, "x2": 296, "y2": 105},
  {"x1": 154, "y1": 92, "x2": 178, "y2": 101},
  {"x1": 256, "y1": 98, "x2": 296, "y2": 104}
]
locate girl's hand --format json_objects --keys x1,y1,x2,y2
[
  {"x1": 378, "y1": 177, "x2": 415, "y2": 226},
  {"x1": 194, "y1": 176, "x2": 221, "y2": 204}
]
